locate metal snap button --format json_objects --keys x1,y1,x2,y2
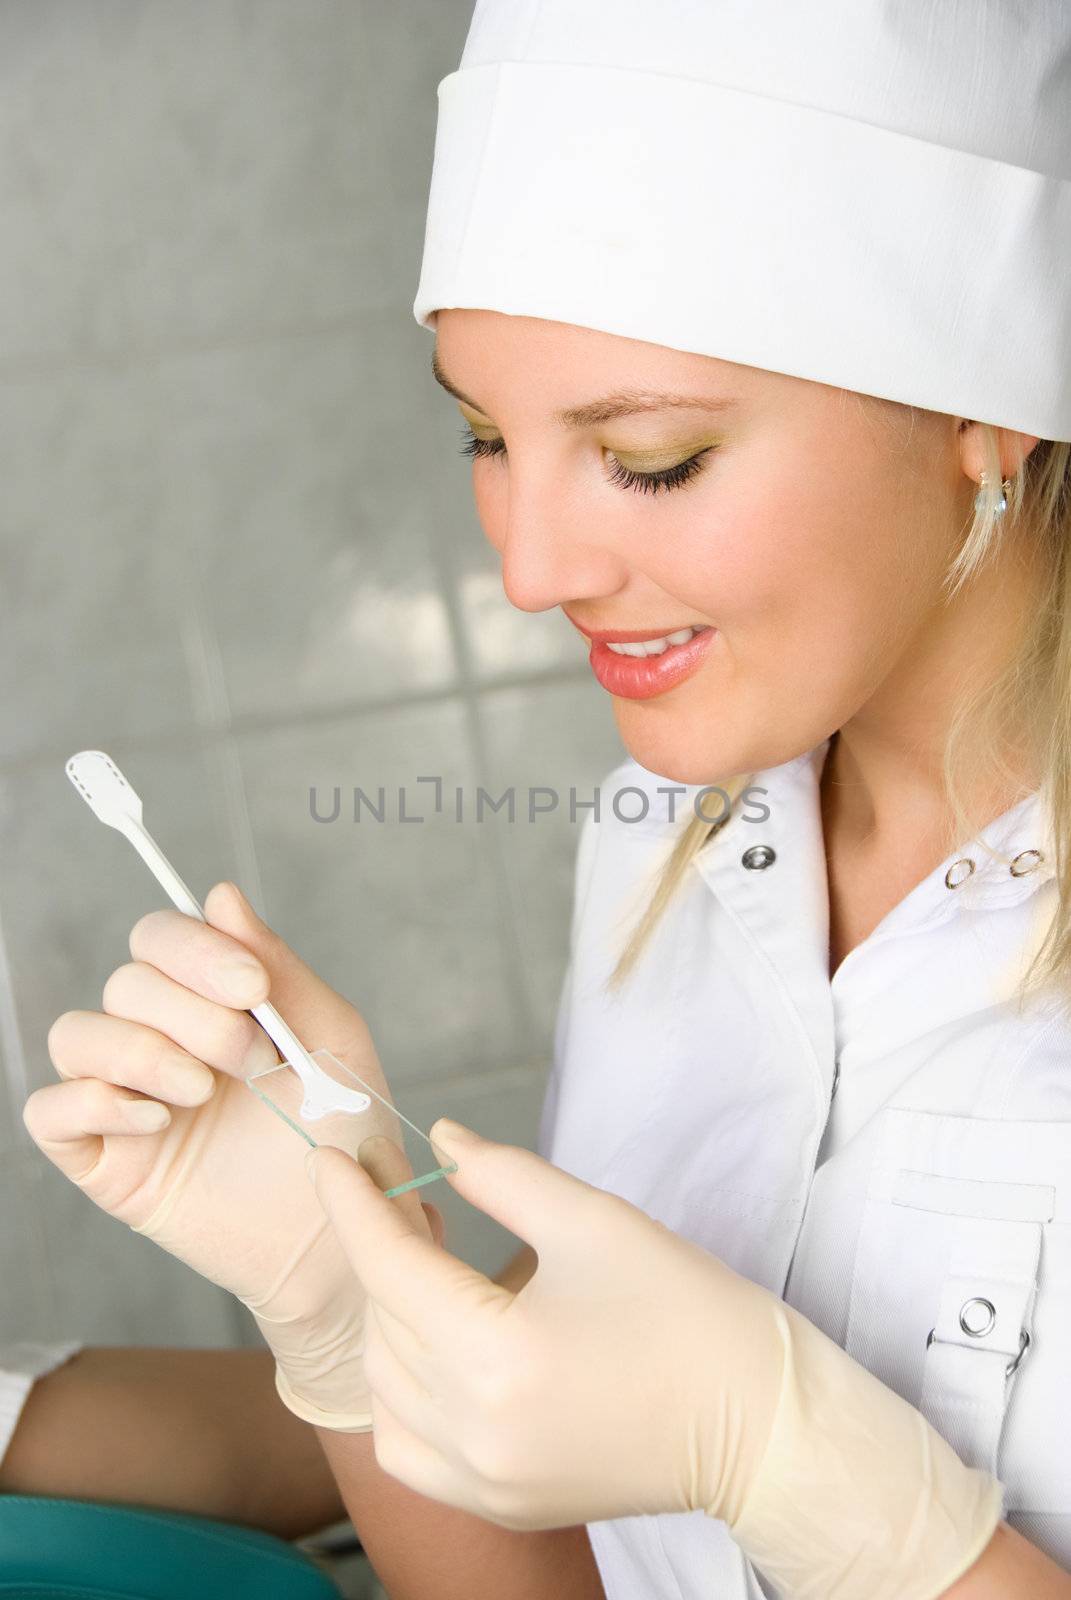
[
  {"x1": 1006, "y1": 1328, "x2": 1031, "y2": 1376},
  {"x1": 741, "y1": 844, "x2": 776, "y2": 871},
  {"x1": 958, "y1": 1297, "x2": 997, "y2": 1337},
  {"x1": 944, "y1": 858, "x2": 976, "y2": 889},
  {"x1": 1009, "y1": 849, "x2": 1044, "y2": 876}
]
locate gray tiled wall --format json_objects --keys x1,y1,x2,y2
[{"x1": 0, "y1": 0, "x2": 625, "y2": 1353}]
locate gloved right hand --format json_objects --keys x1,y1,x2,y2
[{"x1": 24, "y1": 880, "x2": 443, "y2": 1432}]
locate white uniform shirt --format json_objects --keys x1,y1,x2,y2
[
  {"x1": 0, "y1": 1342, "x2": 82, "y2": 1470},
  {"x1": 539, "y1": 735, "x2": 1070, "y2": 1599}
]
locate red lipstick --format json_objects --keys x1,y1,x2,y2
[{"x1": 563, "y1": 610, "x2": 716, "y2": 701}]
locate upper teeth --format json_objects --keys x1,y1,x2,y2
[{"x1": 605, "y1": 626, "x2": 701, "y2": 657}]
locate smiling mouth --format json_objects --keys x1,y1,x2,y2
[
  {"x1": 562, "y1": 608, "x2": 713, "y2": 647},
  {"x1": 602, "y1": 626, "x2": 707, "y2": 657},
  {"x1": 575, "y1": 621, "x2": 717, "y2": 702}
]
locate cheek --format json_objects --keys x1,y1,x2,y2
[
  {"x1": 646, "y1": 488, "x2": 816, "y2": 621},
  {"x1": 661, "y1": 473, "x2": 941, "y2": 735},
  {"x1": 672, "y1": 464, "x2": 924, "y2": 640}
]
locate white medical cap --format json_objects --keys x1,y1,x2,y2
[{"x1": 413, "y1": 0, "x2": 1071, "y2": 442}]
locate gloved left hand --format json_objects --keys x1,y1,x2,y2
[{"x1": 308, "y1": 1119, "x2": 1003, "y2": 1600}]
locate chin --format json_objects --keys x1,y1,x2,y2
[
  {"x1": 612, "y1": 698, "x2": 819, "y2": 787},
  {"x1": 612, "y1": 703, "x2": 734, "y2": 786}
]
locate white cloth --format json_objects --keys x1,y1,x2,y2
[
  {"x1": 0, "y1": 1342, "x2": 83, "y2": 1471},
  {"x1": 414, "y1": 0, "x2": 1071, "y2": 442},
  {"x1": 539, "y1": 737, "x2": 1071, "y2": 1598}
]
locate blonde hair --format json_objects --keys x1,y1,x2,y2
[{"x1": 608, "y1": 420, "x2": 1071, "y2": 1010}]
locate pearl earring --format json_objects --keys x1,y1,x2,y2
[{"x1": 973, "y1": 472, "x2": 1011, "y2": 517}]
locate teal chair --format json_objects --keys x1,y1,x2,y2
[{"x1": 0, "y1": 1496, "x2": 344, "y2": 1599}]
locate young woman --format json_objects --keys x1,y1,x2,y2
[{"x1": 22, "y1": 2, "x2": 1071, "y2": 1597}]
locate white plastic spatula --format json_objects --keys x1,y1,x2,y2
[{"x1": 65, "y1": 750, "x2": 371, "y2": 1120}]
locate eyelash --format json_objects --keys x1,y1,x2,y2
[{"x1": 457, "y1": 425, "x2": 714, "y2": 496}]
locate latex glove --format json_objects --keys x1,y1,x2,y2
[
  {"x1": 25, "y1": 881, "x2": 442, "y2": 1432},
  {"x1": 308, "y1": 1120, "x2": 1004, "y2": 1600}
]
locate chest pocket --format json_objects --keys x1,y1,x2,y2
[{"x1": 845, "y1": 1107, "x2": 1071, "y2": 1514}]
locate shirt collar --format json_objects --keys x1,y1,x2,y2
[{"x1": 617, "y1": 736, "x2": 1055, "y2": 921}]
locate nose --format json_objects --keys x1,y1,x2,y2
[{"x1": 497, "y1": 498, "x2": 628, "y2": 616}]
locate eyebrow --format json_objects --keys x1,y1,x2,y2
[{"x1": 431, "y1": 349, "x2": 737, "y2": 428}]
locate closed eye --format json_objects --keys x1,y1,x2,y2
[{"x1": 457, "y1": 425, "x2": 715, "y2": 497}]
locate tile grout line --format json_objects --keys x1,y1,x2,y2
[
  {"x1": 0, "y1": 301, "x2": 428, "y2": 388},
  {"x1": 175, "y1": 563, "x2": 268, "y2": 914},
  {"x1": 0, "y1": 664, "x2": 593, "y2": 779},
  {"x1": 166, "y1": 472, "x2": 271, "y2": 1348},
  {"x1": 414, "y1": 475, "x2": 546, "y2": 1056}
]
